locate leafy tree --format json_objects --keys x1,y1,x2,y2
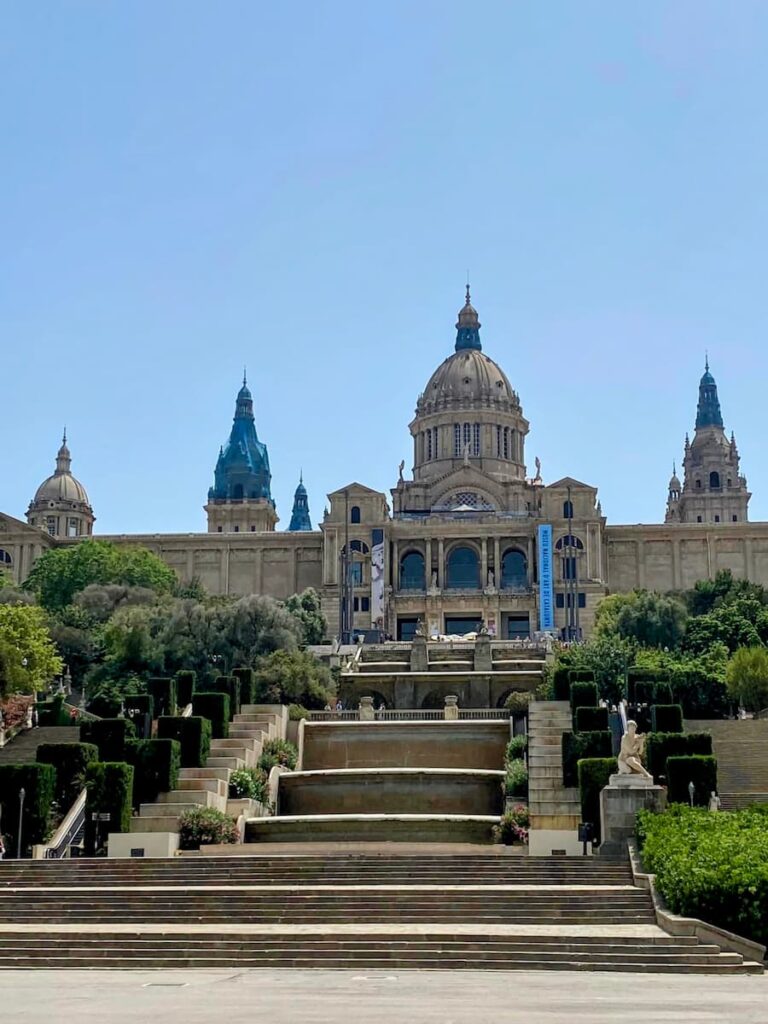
[
  {"x1": 726, "y1": 646, "x2": 768, "y2": 713},
  {"x1": 283, "y1": 588, "x2": 326, "y2": 644},
  {"x1": 595, "y1": 590, "x2": 688, "y2": 650},
  {"x1": 24, "y1": 540, "x2": 177, "y2": 611},
  {"x1": 686, "y1": 569, "x2": 768, "y2": 617},
  {"x1": 0, "y1": 604, "x2": 63, "y2": 696},
  {"x1": 252, "y1": 649, "x2": 335, "y2": 708},
  {"x1": 554, "y1": 634, "x2": 636, "y2": 705},
  {"x1": 682, "y1": 596, "x2": 768, "y2": 655}
]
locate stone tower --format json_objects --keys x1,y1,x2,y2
[
  {"x1": 666, "y1": 361, "x2": 750, "y2": 524},
  {"x1": 205, "y1": 376, "x2": 278, "y2": 533},
  {"x1": 288, "y1": 474, "x2": 313, "y2": 532},
  {"x1": 27, "y1": 431, "x2": 95, "y2": 537}
]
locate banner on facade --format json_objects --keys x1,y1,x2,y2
[
  {"x1": 370, "y1": 528, "x2": 385, "y2": 628},
  {"x1": 537, "y1": 524, "x2": 554, "y2": 632}
]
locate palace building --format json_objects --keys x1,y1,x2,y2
[{"x1": 2, "y1": 289, "x2": 767, "y2": 641}]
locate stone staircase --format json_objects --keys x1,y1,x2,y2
[
  {"x1": 0, "y1": 726, "x2": 80, "y2": 765},
  {"x1": 0, "y1": 853, "x2": 760, "y2": 972},
  {"x1": 130, "y1": 705, "x2": 283, "y2": 833},
  {"x1": 528, "y1": 701, "x2": 581, "y2": 855},
  {"x1": 687, "y1": 719, "x2": 768, "y2": 810}
]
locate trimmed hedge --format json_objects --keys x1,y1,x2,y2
[
  {"x1": 84, "y1": 762, "x2": 134, "y2": 854},
  {"x1": 210, "y1": 676, "x2": 241, "y2": 719},
  {"x1": 577, "y1": 757, "x2": 617, "y2": 844},
  {"x1": 562, "y1": 731, "x2": 613, "y2": 788},
  {"x1": 147, "y1": 677, "x2": 176, "y2": 718},
  {"x1": 36, "y1": 694, "x2": 69, "y2": 726},
  {"x1": 637, "y1": 805, "x2": 768, "y2": 947},
  {"x1": 80, "y1": 718, "x2": 134, "y2": 762},
  {"x1": 124, "y1": 694, "x2": 154, "y2": 720},
  {"x1": 125, "y1": 738, "x2": 181, "y2": 807},
  {"x1": 574, "y1": 706, "x2": 609, "y2": 733},
  {"x1": 666, "y1": 755, "x2": 718, "y2": 806},
  {"x1": 568, "y1": 670, "x2": 595, "y2": 683},
  {"x1": 552, "y1": 666, "x2": 571, "y2": 702},
  {"x1": 0, "y1": 763, "x2": 56, "y2": 856},
  {"x1": 651, "y1": 704, "x2": 683, "y2": 734},
  {"x1": 157, "y1": 716, "x2": 211, "y2": 768},
  {"x1": 645, "y1": 731, "x2": 713, "y2": 783},
  {"x1": 175, "y1": 670, "x2": 196, "y2": 709},
  {"x1": 654, "y1": 682, "x2": 673, "y2": 705},
  {"x1": 570, "y1": 680, "x2": 599, "y2": 712},
  {"x1": 192, "y1": 692, "x2": 230, "y2": 739},
  {"x1": 232, "y1": 667, "x2": 255, "y2": 706},
  {"x1": 87, "y1": 693, "x2": 123, "y2": 718},
  {"x1": 36, "y1": 742, "x2": 99, "y2": 810}
]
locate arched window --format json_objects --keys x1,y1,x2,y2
[
  {"x1": 232, "y1": 483, "x2": 244, "y2": 500},
  {"x1": 350, "y1": 505, "x2": 361, "y2": 524},
  {"x1": 454, "y1": 424, "x2": 462, "y2": 456},
  {"x1": 463, "y1": 423, "x2": 471, "y2": 449},
  {"x1": 472, "y1": 423, "x2": 481, "y2": 456},
  {"x1": 349, "y1": 540, "x2": 369, "y2": 553},
  {"x1": 501, "y1": 549, "x2": 527, "y2": 590},
  {"x1": 446, "y1": 546, "x2": 480, "y2": 589},
  {"x1": 695, "y1": 479, "x2": 702, "y2": 489},
  {"x1": 400, "y1": 551, "x2": 426, "y2": 590},
  {"x1": 709, "y1": 471, "x2": 721, "y2": 489},
  {"x1": 555, "y1": 534, "x2": 584, "y2": 550},
  {"x1": 0, "y1": 549, "x2": 12, "y2": 565},
  {"x1": 563, "y1": 500, "x2": 574, "y2": 520}
]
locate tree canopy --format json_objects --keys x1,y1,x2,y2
[
  {"x1": 0, "y1": 604, "x2": 63, "y2": 697},
  {"x1": 594, "y1": 590, "x2": 688, "y2": 650},
  {"x1": 24, "y1": 540, "x2": 178, "y2": 611},
  {"x1": 282, "y1": 588, "x2": 326, "y2": 645},
  {"x1": 726, "y1": 646, "x2": 768, "y2": 713}
]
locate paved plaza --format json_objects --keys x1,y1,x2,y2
[{"x1": 5, "y1": 968, "x2": 768, "y2": 1024}]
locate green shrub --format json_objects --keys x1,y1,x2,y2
[
  {"x1": 36, "y1": 694, "x2": 70, "y2": 726},
  {"x1": 228, "y1": 766, "x2": 268, "y2": 802},
  {"x1": 125, "y1": 738, "x2": 181, "y2": 807},
  {"x1": 505, "y1": 735, "x2": 528, "y2": 763},
  {"x1": 257, "y1": 738, "x2": 298, "y2": 772},
  {"x1": 505, "y1": 759, "x2": 528, "y2": 799},
  {"x1": 627, "y1": 668, "x2": 665, "y2": 702},
  {"x1": 147, "y1": 677, "x2": 176, "y2": 717},
  {"x1": 645, "y1": 731, "x2": 713, "y2": 782},
  {"x1": 570, "y1": 680, "x2": 599, "y2": 712},
  {"x1": 553, "y1": 666, "x2": 571, "y2": 702},
  {"x1": 562, "y1": 731, "x2": 612, "y2": 788},
  {"x1": 157, "y1": 716, "x2": 211, "y2": 768},
  {"x1": 651, "y1": 704, "x2": 683, "y2": 734},
  {"x1": 0, "y1": 763, "x2": 56, "y2": 855},
  {"x1": 178, "y1": 806, "x2": 239, "y2": 850},
  {"x1": 569, "y1": 670, "x2": 595, "y2": 683},
  {"x1": 577, "y1": 757, "x2": 617, "y2": 844},
  {"x1": 87, "y1": 693, "x2": 123, "y2": 718},
  {"x1": 36, "y1": 742, "x2": 99, "y2": 810},
  {"x1": 504, "y1": 691, "x2": 532, "y2": 715},
  {"x1": 84, "y1": 762, "x2": 133, "y2": 854},
  {"x1": 210, "y1": 676, "x2": 240, "y2": 719},
  {"x1": 123, "y1": 694, "x2": 154, "y2": 720},
  {"x1": 654, "y1": 682, "x2": 673, "y2": 705},
  {"x1": 666, "y1": 755, "x2": 718, "y2": 807},
  {"x1": 80, "y1": 718, "x2": 135, "y2": 762},
  {"x1": 232, "y1": 667, "x2": 255, "y2": 706},
  {"x1": 192, "y1": 692, "x2": 230, "y2": 739},
  {"x1": 574, "y1": 706, "x2": 609, "y2": 732},
  {"x1": 492, "y1": 803, "x2": 529, "y2": 845},
  {"x1": 288, "y1": 703, "x2": 310, "y2": 721},
  {"x1": 637, "y1": 804, "x2": 768, "y2": 947},
  {"x1": 175, "y1": 670, "x2": 196, "y2": 709}
]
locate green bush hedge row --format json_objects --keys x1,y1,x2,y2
[
  {"x1": 123, "y1": 694, "x2": 154, "y2": 720},
  {"x1": 574, "y1": 706, "x2": 609, "y2": 732},
  {"x1": 562, "y1": 730, "x2": 613, "y2": 788},
  {"x1": 36, "y1": 742, "x2": 99, "y2": 810},
  {"x1": 552, "y1": 666, "x2": 571, "y2": 702},
  {"x1": 666, "y1": 755, "x2": 718, "y2": 806},
  {"x1": 577, "y1": 757, "x2": 617, "y2": 844},
  {"x1": 637, "y1": 805, "x2": 768, "y2": 947},
  {"x1": 84, "y1": 762, "x2": 133, "y2": 855},
  {"x1": 650, "y1": 704, "x2": 683, "y2": 734},
  {"x1": 157, "y1": 716, "x2": 211, "y2": 768},
  {"x1": 570, "y1": 680, "x2": 598, "y2": 712},
  {"x1": 125, "y1": 738, "x2": 181, "y2": 808},
  {"x1": 645, "y1": 732, "x2": 713, "y2": 782},
  {"x1": 35, "y1": 694, "x2": 70, "y2": 726},
  {"x1": 175, "y1": 670, "x2": 196, "y2": 709},
  {"x1": 147, "y1": 677, "x2": 176, "y2": 717},
  {"x1": 80, "y1": 719, "x2": 135, "y2": 762},
  {"x1": 192, "y1": 693, "x2": 230, "y2": 739},
  {"x1": 209, "y1": 676, "x2": 241, "y2": 719},
  {"x1": 232, "y1": 667, "x2": 255, "y2": 707},
  {"x1": 0, "y1": 763, "x2": 56, "y2": 855}
]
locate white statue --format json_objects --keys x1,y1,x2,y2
[
  {"x1": 617, "y1": 721, "x2": 652, "y2": 779},
  {"x1": 462, "y1": 442, "x2": 470, "y2": 466},
  {"x1": 534, "y1": 456, "x2": 542, "y2": 482},
  {"x1": 487, "y1": 569, "x2": 495, "y2": 589},
  {"x1": 430, "y1": 570, "x2": 438, "y2": 589},
  {"x1": 708, "y1": 791, "x2": 721, "y2": 813}
]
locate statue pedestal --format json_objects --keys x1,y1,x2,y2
[
  {"x1": 474, "y1": 633, "x2": 492, "y2": 672},
  {"x1": 599, "y1": 778, "x2": 666, "y2": 856},
  {"x1": 410, "y1": 635, "x2": 428, "y2": 672}
]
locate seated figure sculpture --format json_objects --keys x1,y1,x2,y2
[{"x1": 617, "y1": 720, "x2": 653, "y2": 780}]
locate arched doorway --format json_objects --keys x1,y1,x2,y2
[{"x1": 446, "y1": 546, "x2": 480, "y2": 589}]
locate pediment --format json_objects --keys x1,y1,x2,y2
[
  {"x1": 328, "y1": 481, "x2": 385, "y2": 499},
  {"x1": 0, "y1": 511, "x2": 42, "y2": 535},
  {"x1": 546, "y1": 476, "x2": 594, "y2": 490}
]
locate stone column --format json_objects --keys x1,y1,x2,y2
[
  {"x1": 393, "y1": 539, "x2": 399, "y2": 590},
  {"x1": 443, "y1": 695, "x2": 459, "y2": 720},
  {"x1": 425, "y1": 537, "x2": 433, "y2": 581},
  {"x1": 411, "y1": 634, "x2": 428, "y2": 671},
  {"x1": 481, "y1": 537, "x2": 488, "y2": 585},
  {"x1": 474, "y1": 632, "x2": 492, "y2": 672},
  {"x1": 493, "y1": 536, "x2": 501, "y2": 581},
  {"x1": 438, "y1": 538, "x2": 445, "y2": 587}
]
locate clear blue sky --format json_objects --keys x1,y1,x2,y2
[{"x1": 3, "y1": 2, "x2": 767, "y2": 534}]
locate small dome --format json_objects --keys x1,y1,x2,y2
[{"x1": 669, "y1": 472, "x2": 681, "y2": 489}]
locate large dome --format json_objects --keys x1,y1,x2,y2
[
  {"x1": 30, "y1": 435, "x2": 92, "y2": 509},
  {"x1": 419, "y1": 347, "x2": 517, "y2": 413}
]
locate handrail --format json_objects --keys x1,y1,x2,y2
[
  {"x1": 33, "y1": 788, "x2": 87, "y2": 860},
  {"x1": 307, "y1": 708, "x2": 511, "y2": 722}
]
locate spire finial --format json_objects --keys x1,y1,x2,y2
[
  {"x1": 62, "y1": 426, "x2": 67, "y2": 445},
  {"x1": 673, "y1": 460, "x2": 676, "y2": 475},
  {"x1": 465, "y1": 280, "x2": 471, "y2": 307},
  {"x1": 243, "y1": 366, "x2": 247, "y2": 387},
  {"x1": 705, "y1": 351, "x2": 709, "y2": 373},
  {"x1": 300, "y1": 467, "x2": 303, "y2": 485}
]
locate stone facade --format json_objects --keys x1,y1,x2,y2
[{"x1": 2, "y1": 290, "x2": 765, "y2": 641}]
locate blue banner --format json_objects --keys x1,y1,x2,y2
[{"x1": 538, "y1": 524, "x2": 554, "y2": 632}]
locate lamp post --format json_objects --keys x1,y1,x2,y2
[{"x1": 17, "y1": 788, "x2": 26, "y2": 859}]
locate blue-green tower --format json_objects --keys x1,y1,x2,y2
[{"x1": 288, "y1": 474, "x2": 313, "y2": 532}]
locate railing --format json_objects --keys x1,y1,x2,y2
[
  {"x1": 307, "y1": 708, "x2": 511, "y2": 722},
  {"x1": 34, "y1": 788, "x2": 87, "y2": 860}
]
